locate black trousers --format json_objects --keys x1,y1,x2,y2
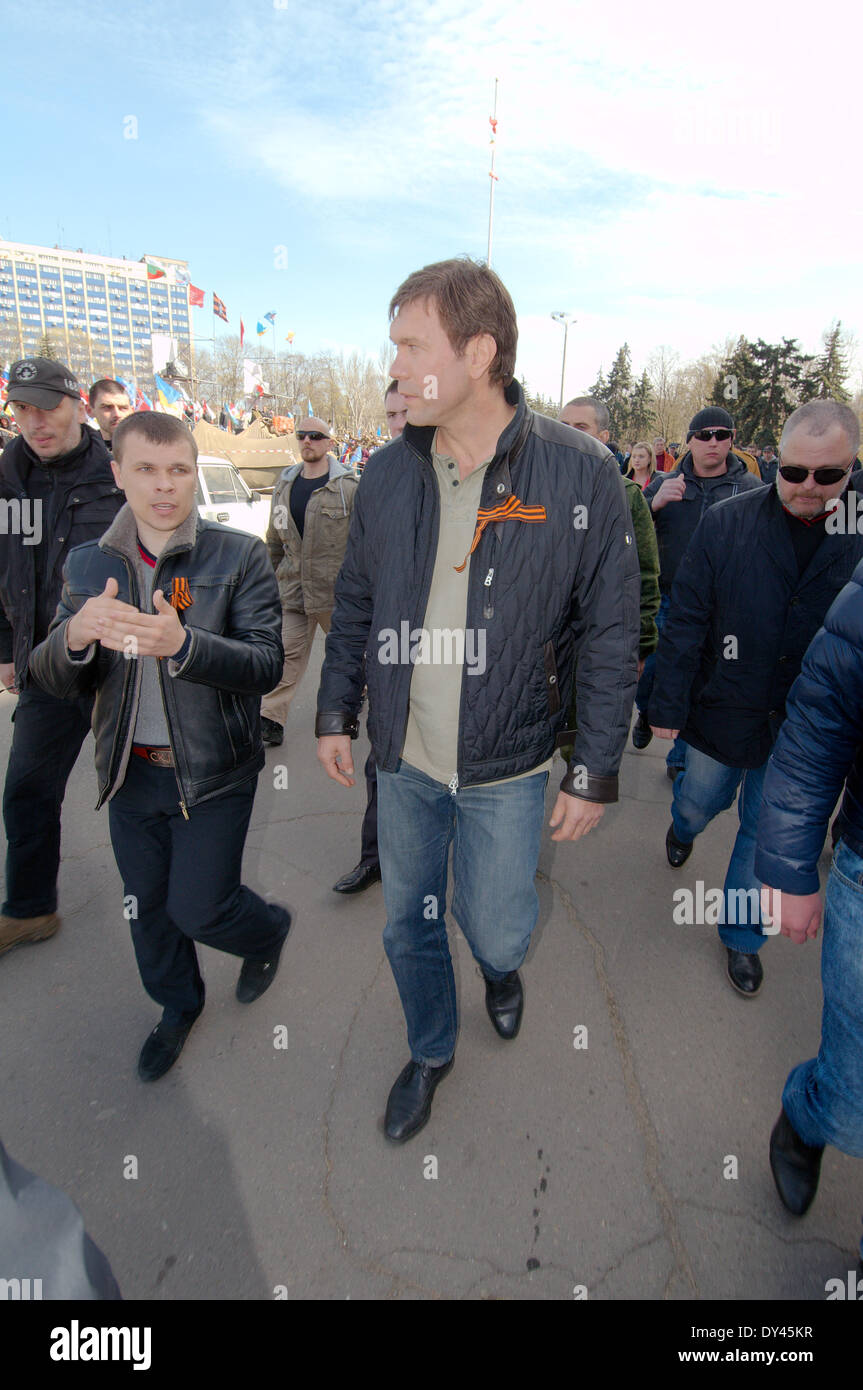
[
  {"x1": 2, "y1": 683, "x2": 94, "y2": 917},
  {"x1": 359, "y1": 747, "x2": 379, "y2": 869},
  {"x1": 108, "y1": 757, "x2": 289, "y2": 1023}
]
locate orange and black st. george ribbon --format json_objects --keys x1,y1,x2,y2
[
  {"x1": 167, "y1": 577, "x2": 193, "y2": 611},
  {"x1": 454, "y1": 494, "x2": 547, "y2": 573}
]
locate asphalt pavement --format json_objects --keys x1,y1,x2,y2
[{"x1": 2, "y1": 635, "x2": 858, "y2": 1302}]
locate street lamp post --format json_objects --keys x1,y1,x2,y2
[{"x1": 551, "y1": 312, "x2": 576, "y2": 412}]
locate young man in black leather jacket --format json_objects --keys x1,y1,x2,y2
[{"x1": 30, "y1": 411, "x2": 290, "y2": 1082}]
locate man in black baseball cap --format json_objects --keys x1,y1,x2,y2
[
  {"x1": 0, "y1": 357, "x2": 124, "y2": 957},
  {"x1": 633, "y1": 406, "x2": 763, "y2": 774}
]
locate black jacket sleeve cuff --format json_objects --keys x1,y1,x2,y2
[
  {"x1": 315, "y1": 711, "x2": 360, "y2": 738},
  {"x1": 559, "y1": 769, "x2": 619, "y2": 803}
]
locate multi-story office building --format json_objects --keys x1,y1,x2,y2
[{"x1": 0, "y1": 240, "x2": 193, "y2": 386}]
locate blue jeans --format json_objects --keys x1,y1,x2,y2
[
  {"x1": 376, "y1": 760, "x2": 549, "y2": 1064},
  {"x1": 672, "y1": 744, "x2": 770, "y2": 953},
  {"x1": 784, "y1": 840, "x2": 863, "y2": 1164},
  {"x1": 636, "y1": 593, "x2": 685, "y2": 770}
]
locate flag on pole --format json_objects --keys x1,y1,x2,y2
[
  {"x1": 240, "y1": 320, "x2": 245, "y2": 348},
  {"x1": 256, "y1": 322, "x2": 267, "y2": 336},
  {"x1": 264, "y1": 311, "x2": 276, "y2": 324},
  {"x1": 213, "y1": 293, "x2": 228, "y2": 322},
  {"x1": 135, "y1": 388, "x2": 153, "y2": 411},
  {"x1": 188, "y1": 285, "x2": 204, "y2": 308},
  {"x1": 174, "y1": 267, "x2": 191, "y2": 286},
  {"x1": 154, "y1": 374, "x2": 184, "y2": 416},
  {"x1": 147, "y1": 261, "x2": 166, "y2": 280},
  {"x1": 285, "y1": 332, "x2": 295, "y2": 344}
]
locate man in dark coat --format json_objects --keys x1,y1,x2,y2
[
  {"x1": 755, "y1": 558, "x2": 863, "y2": 1269},
  {"x1": 634, "y1": 407, "x2": 764, "y2": 771},
  {"x1": 650, "y1": 400, "x2": 863, "y2": 996},
  {"x1": 316, "y1": 258, "x2": 639, "y2": 1143},
  {"x1": 0, "y1": 358, "x2": 123, "y2": 956}
]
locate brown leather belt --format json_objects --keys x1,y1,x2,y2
[{"x1": 133, "y1": 745, "x2": 174, "y2": 767}]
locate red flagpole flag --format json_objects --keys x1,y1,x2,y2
[
  {"x1": 213, "y1": 293, "x2": 228, "y2": 323},
  {"x1": 240, "y1": 320, "x2": 245, "y2": 348},
  {"x1": 188, "y1": 285, "x2": 204, "y2": 307}
]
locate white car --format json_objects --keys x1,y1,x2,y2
[{"x1": 196, "y1": 455, "x2": 272, "y2": 542}]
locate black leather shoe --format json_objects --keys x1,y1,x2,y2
[
  {"x1": 769, "y1": 1107, "x2": 824, "y2": 1215},
  {"x1": 261, "y1": 717, "x2": 284, "y2": 747},
  {"x1": 632, "y1": 711, "x2": 653, "y2": 750},
  {"x1": 667, "y1": 764, "x2": 683, "y2": 782},
  {"x1": 137, "y1": 1013, "x2": 199, "y2": 1082},
  {"x1": 236, "y1": 917, "x2": 290, "y2": 1003},
  {"x1": 484, "y1": 970, "x2": 524, "y2": 1039},
  {"x1": 332, "y1": 862, "x2": 382, "y2": 894},
  {"x1": 384, "y1": 1058, "x2": 453, "y2": 1143},
  {"x1": 666, "y1": 823, "x2": 693, "y2": 868},
  {"x1": 726, "y1": 946, "x2": 764, "y2": 996}
]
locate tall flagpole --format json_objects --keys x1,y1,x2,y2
[{"x1": 487, "y1": 78, "x2": 499, "y2": 268}]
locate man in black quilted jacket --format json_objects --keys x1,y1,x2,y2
[{"x1": 316, "y1": 257, "x2": 640, "y2": 1142}]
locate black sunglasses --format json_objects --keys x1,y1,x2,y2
[
  {"x1": 296, "y1": 431, "x2": 327, "y2": 441},
  {"x1": 778, "y1": 459, "x2": 854, "y2": 485},
  {"x1": 688, "y1": 428, "x2": 733, "y2": 442}
]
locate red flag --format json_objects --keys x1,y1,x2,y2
[
  {"x1": 188, "y1": 284, "x2": 204, "y2": 308},
  {"x1": 240, "y1": 319, "x2": 245, "y2": 348},
  {"x1": 213, "y1": 293, "x2": 228, "y2": 322}
]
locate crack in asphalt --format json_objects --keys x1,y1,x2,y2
[{"x1": 537, "y1": 867, "x2": 700, "y2": 1300}]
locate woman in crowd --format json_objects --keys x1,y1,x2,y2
[{"x1": 626, "y1": 440, "x2": 657, "y2": 492}]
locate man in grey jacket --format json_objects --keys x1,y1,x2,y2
[
  {"x1": 316, "y1": 257, "x2": 639, "y2": 1143},
  {"x1": 261, "y1": 418, "x2": 357, "y2": 747}
]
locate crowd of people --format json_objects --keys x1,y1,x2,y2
[{"x1": 1, "y1": 255, "x2": 861, "y2": 1284}]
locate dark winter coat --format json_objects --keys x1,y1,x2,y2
[
  {"x1": 649, "y1": 483, "x2": 863, "y2": 767},
  {"x1": 643, "y1": 449, "x2": 765, "y2": 595},
  {"x1": 315, "y1": 380, "x2": 641, "y2": 802},
  {"x1": 755, "y1": 556, "x2": 863, "y2": 894},
  {"x1": 0, "y1": 428, "x2": 123, "y2": 685}
]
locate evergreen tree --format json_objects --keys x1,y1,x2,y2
[
  {"x1": 604, "y1": 343, "x2": 634, "y2": 442},
  {"x1": 587, "y1": 367, "x2": 608, "y2": 401},
  {"x1": 800, "y1": 321, "x2": 851, "y2": 402},
  {"x1": 629, "y1": 369, "x2": 654, "y2": 439},
  {"x1": 37, "y1": 332, "x2": 58, "y2": 360},
  {"x1": 709, "y1": 336, "x2": 759, "y2": 432}
]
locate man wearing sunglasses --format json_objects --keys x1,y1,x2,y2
[
  {"x1": 260, "y1": 418, "x2": 357, "y2": 747},
  {"x1": 649, "y1": 399, "x2": 863, "y2": 997},
  {"x1": 636, "y1": 408, "x2": 763, "y2": 770}
]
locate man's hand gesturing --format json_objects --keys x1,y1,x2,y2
[{"x1": 67, "y1": 579, "x2": 187, "y2": 658}]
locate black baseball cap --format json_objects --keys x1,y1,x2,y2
[{"x1": 6, "y1": 357, "x2": 82, "y2": 410}]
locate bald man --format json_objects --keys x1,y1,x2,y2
[{"x1": 261, "y1": 418, "x2": 358, "y2": 746}]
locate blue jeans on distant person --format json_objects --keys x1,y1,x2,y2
[
  {"x1": 375, "y1": 759, "x2": 549, "y2": 1065},
  {"x1": 671, "y1": 744, "x2": 769, "y2": 954},
  {"x1": 636, "y1": 593, "x2": 685, "y2": 771},
  {"x1": 782, "y1": 838, "x2": 863, "y2": 1259}
]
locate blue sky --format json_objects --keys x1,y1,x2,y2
[{"x1": 5, "y1": 0, "x2": 862, "y2": 398}]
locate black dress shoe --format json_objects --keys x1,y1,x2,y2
[
  {"x1": 666, "y1": 823, "x2": 693, "y2": 868},
  {"x1": 332, "y1": 862, "x2": 382, "y2": 894},
  {"x1": 384, "y1": 1057, "x2": 453, "y2": 1143},
  {"x1": 484, "y1": 970, "x2": 524, "y2": 1039},
  {"x1": 260, "y1": 717, "x2": 284, "y2": 747},
  {"x1": 769, "y1": 1107, "x2": 824, "y2": 1215},
  {"x1": 726, "y1": 946, "x2": 764, "y2": 996},
  {"x1": 632, "y1": 711, "x2": 653, "y2": 749},
  {"x1": 137, "y1": 1013, "x2": 199, "y2": 1082},
  {"x1": 236, "y1": 917, "x2": 290, "y2": 1003}
]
